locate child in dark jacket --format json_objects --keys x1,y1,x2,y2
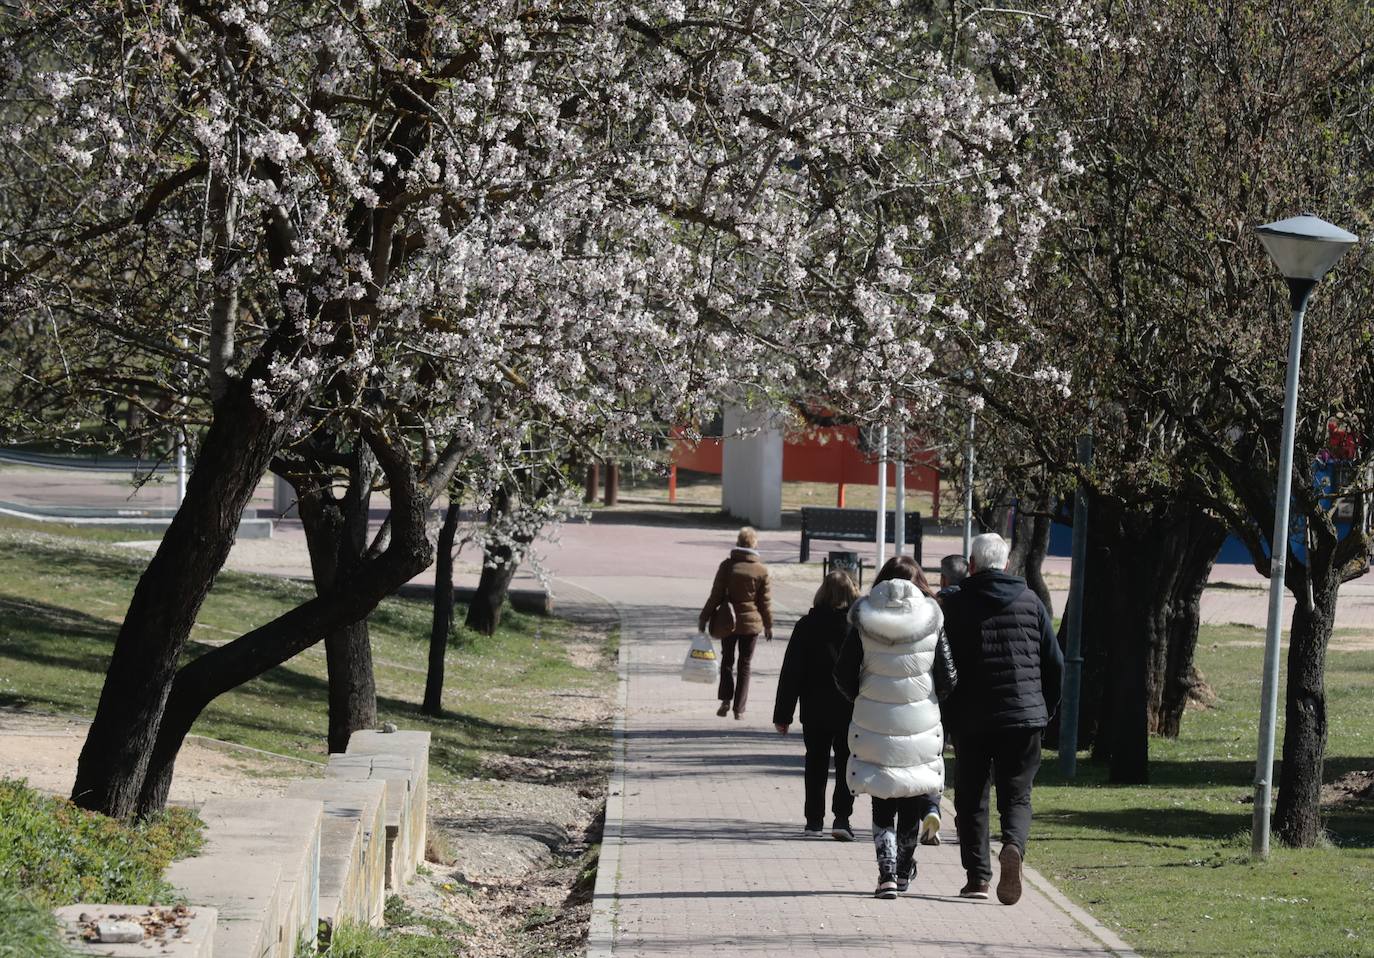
[{"x1": 773, "y1": 571, "x2": 860, "y2": 840}]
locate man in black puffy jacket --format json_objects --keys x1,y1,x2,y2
[{"x1": 942, "y1": 533, "x2": 1063, "y2": 906}]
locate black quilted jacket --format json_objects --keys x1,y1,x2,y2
[{"x1": 941, "y1": 570, "x2": 1063, "y2": 732}]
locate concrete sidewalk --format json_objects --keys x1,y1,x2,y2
[{"x1": 562, "y1": 573, "x2": 1135, "y2": 958}]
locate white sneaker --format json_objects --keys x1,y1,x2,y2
[{"x1": 919, "y1": 811, "x2": 941, "y2": 846}]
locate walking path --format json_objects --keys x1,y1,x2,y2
[{"x1": 549, "y1": 552, "x2": 1136, "y2": 956}]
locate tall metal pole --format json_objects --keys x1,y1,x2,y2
[
  {"x1": 1252, "y1": 279, "x2": 1315, "y2": 859},
  {"x1": 962, "y1": 412, "x2": 976, "y2": 557},
  {"x1": 875, "y1": 425, "x2": 889, "y2": 569},
  {"x1": 1059, "y1": 432, "x2": 1093, "y2": 778},
  {"x1": 894, "y1": 422, "x2": 906, "y2": 557}
]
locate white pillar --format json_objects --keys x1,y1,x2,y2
[
  {"x1": 721, "y1": 403, "x2": 784, "y2": 529},
  {"x1": 273, "y1": 474, "x2": 299, "y2": 518},
  {"x1": 875, "y1": 425, "x2": 888, "y2": 569}
]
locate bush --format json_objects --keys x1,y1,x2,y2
[
  {"x1": 0, "y1": 887, "x2": 70, "y2": 958},
  {"x1": 0, "y1": 778, "x2": 202, "y2": 908}
]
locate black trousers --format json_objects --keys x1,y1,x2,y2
[
  {"x1": 953, "y1": 726, "x2": 1043, "y2": 883},
  {"x1": 871, "y1": 793, "x2": 940, "y2": 843},
  {"x1": 801, "y1": 724, "x2": 853, "y2": 826}
]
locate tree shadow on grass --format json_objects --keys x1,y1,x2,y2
[
  {"x1": 0, "y1": 594, "x2": 603, "y2": 785},
  {"x1": 1036, "y1": 804, "x2": 1374, "y2": 849}
]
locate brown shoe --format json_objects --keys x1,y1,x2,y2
[
  {"x1": 716, "y1": 701, "x2": 730, "y2": 717},
  {"x1": 958, "y1": 880, "x2": 990, "y2": 900},
  {"x1": 997, "y1": 844, "x2": 1023, "y2": 905}
]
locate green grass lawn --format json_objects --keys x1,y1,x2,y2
[
  {"x1": 0, "y1": 522, "x2": 615, "y2": 786},
  {"x1": 1023, "y1": 626, "x2": 1374, "y2": 957}
]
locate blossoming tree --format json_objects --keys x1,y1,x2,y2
[{"x1": 1, "y1": 0, "x2": 1092, "y2": 818}]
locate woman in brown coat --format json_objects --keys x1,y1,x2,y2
[{"x1": 698, "y1": 526, "x2": 774, "y2": 719}]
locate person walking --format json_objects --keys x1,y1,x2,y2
[
  {"x1": 698, "y1": 526, "x2": 773, "y2": 719},
  {"x1": 834, "y1": 556, "x2": 956, "y2": 899},
  {"x1": 930, "y1": 551, "x2": 969, "y2": 825},
  {"x1": 942, "y1": 533, "x2": 1063, "y2": 905},
  {"x1": 773, "y1": 571, "x2": 859, "y2": 841},
  {"x1": 937, "y1": 554, "x2": 968, "y2": 602}
]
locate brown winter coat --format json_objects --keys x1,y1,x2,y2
[{"x1": 698, "y1": 548, "x2": 773, "y2": 637}]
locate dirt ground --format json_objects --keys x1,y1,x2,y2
[
  {"x1": 0, "y1": 707, "x2": 308, "y2": 803},
  {"x1": 394, "y1": 620, "x2": 616, "y2": 957},
  {"x1": 1322, "y1": 769, "x2": 1374, "y2": 808}
]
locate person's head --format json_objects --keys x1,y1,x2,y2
[
  {"x1": 872, "y1": 554, "x2": 935, "y2": 598},
  {"x1": 939, "y1": 554, "x2": 968, "y2": 589},
  {"x1": 736, "y1": 526, "x2": 758, "y2": 549},
  {"x1": 968, "y1": 533, "x2": 1010, "y2": 574},
  {"x1": 813, "y1": 570, "x2": 860, "y2": 610}
]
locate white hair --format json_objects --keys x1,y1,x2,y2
[{"x1": 970, "y1": 533, "x2": 1010, "y2": 572}]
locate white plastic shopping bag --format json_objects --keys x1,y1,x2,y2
[{"x1": 681, "y1": 631, "x2": 720, "y2": 683}]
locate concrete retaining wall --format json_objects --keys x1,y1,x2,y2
[
  {"x1": 344, "y1": 729, "x2": 431, "y2": 886},
  {"x1": 60, "y1": 729, "x2": 429, "y2": 957},
  {"x1": 285, "y1": 778, "x2": 387, "y2": 931}
]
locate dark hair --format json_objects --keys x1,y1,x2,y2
[
  {"x1": 939, "y1": 554, "x2": 968, "y2": 585},
  {"x1": 813, "y1": 570, "x2": 860, "y2": 610},
  {"x1": 872, "y1": 555, "x2": 935, "y2": 598}
]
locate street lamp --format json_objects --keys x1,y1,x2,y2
[
  {"x1": 1250, "y1": 214, "x2": 1357, "y2": 859},
  {"x1": 962, "y1": 410, "x2": 975, "y2": 558}
]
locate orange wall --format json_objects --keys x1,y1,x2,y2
[{"x1": 672, "y1": 426, "x2": 939, "y2": 493}]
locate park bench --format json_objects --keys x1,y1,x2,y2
[{"x1": 799, "y1": 507, "x2": 922, "y2": 564}]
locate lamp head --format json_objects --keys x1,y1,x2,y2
[{"x1": 1255, "y1": 214, "x2": 1358, "y2": 282}]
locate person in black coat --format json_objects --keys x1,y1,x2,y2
[
  {"x1": 943, "y1": 533, "x2": 1064, "y2": 906},
  {"x1": 773, "y1": 570, "x2": 860, "y2": 840}
]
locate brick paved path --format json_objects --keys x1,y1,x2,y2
[{"x1": 563, "y1": 572, "x2": 1135, "y2": 958}]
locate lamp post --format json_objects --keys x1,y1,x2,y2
[
  {"x1": 1250, "y1": 214, "x2": 1357, "y2": 859},
  {"x1": 962, "y1": 411, "x2": 975, "y2": 558},
  {"x1": 1059, "y1": 430, "x2": 1093, "y2": 778},
  {"x1": 894, "y1": 421, "x2": 906, "y2": 557},
  {"x1": 875, "y1": 424, "x2": 889, "y2": 569}
]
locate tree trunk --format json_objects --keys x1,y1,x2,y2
[
  {"x1": 465, "y1": 541, "x2": 519, "y2": 636},
  {"x1": 294, "y1": 444, "x2": 378, "y2": 754},
  {"x1": 325, "y1": 622, "x2": 377, "y2": 754},
  {"x1": 1006, "y1": 503, "x2": 1034, "y2": 575},
  {"x1": 1082, "y1": 495, "x2": 1147, "y2": 780},
  {"x1": 1025, "y1": 511, "x2": 1053, "y2": 615},
  {"x1": 1150, "y1": 507, "x2": 1227, "y2": 737},
  {"x1": 422, "y1": 499, "x2": 461, "y2": 716},
  {"x1": 133, "y1": 425, "x2": 441, "y2": 816},
  {"x1": 1008, "y1": 491, "x2": 1054, "y2": 615},
  {"x1": 1273, "y1": 547, "x2": 1339, "y2": 847},
  {"x1": 1083, "y1": 495, "x2": 1222, "y2": 782},
  {"x1": 465, "y1": 487, "x2": 533, "y2": 637},
  {"x1": 72, "y1": 379, "x2": 289, "y2": 819}
]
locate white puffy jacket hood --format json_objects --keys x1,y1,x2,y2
[{"x1": 845, "y1": 579, "x2": 946, "y2": 799}]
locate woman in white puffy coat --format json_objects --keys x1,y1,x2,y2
[{"x1": 834, "y1": 555, "x2": 957, "y2": 899}]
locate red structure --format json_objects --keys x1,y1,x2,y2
[{"x1": 672, "y1": 425, "x2": 942, "y2": 517}]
